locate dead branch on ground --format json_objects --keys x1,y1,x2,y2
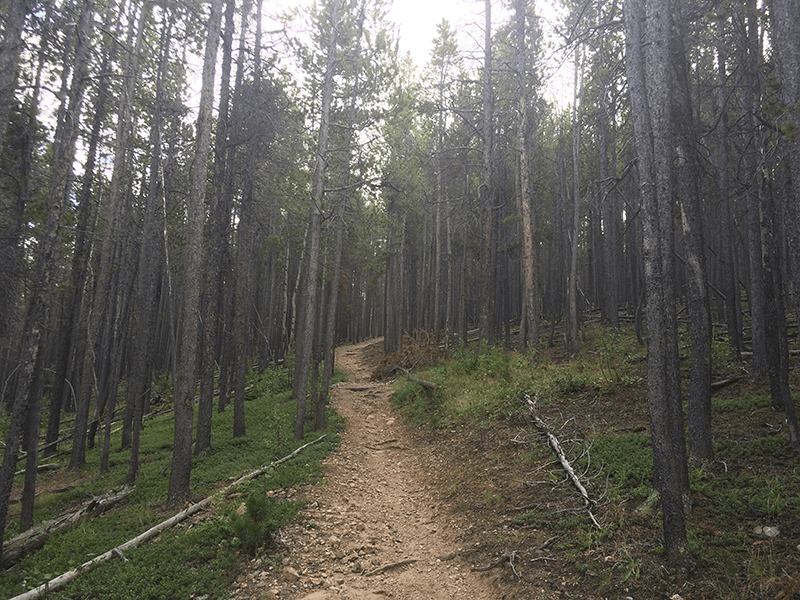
[
  {"x1": 524, "y1": 394, "x2": 601, "y2": 529},
  {"x1": 8, "y1": 435, "x2": 327, "y2": 600},
  {"x1": 1, "y1": 486, "x2": 134, "y2": 567}
]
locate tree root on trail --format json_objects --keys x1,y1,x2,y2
[
  {"x1": 471, "y1": 549, "x2": 520, "y2": 577},
  {"x1": 364, "y1": 558, "x2": 418, "y2": 577}
]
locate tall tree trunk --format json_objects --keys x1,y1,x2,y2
[
  {"x1": 167, "y1": 0, "x2": 223, "y2": 506},
  {"x1": 124, "y1": 6, "x2": 173, "y2": 482},
  {"x1": 566, "y1": 49, "x2": 582, "y2": 355},
  {"x1": 770, "y1": 0, "x2": 800, "y2": 359},
  {"x1": 714, "y1": 14, "x2": 743, "y2": 361},
  {"x1": 516, "y1": 0, "x2": 538, "y2": 353},
  {"x1": 0, "y1": 0, "x2": 94, "y2": 557},
  {"x1": 196, "y1": 0, "x2": 236, "y2": 456},
  {"x1": 294, "y1": 0, "x2": 340, "y2": 441},
  {"x1": 598, "y1": 73, "x2": 620, "y2": 329},
  {"x1": 0, "y1": 0, "x2": 32, "y2": 398},
  {"x1": 71, "y1": 0, "x2": 150, "y2": 470},
  {"x1": 479, "y1": 0, "x2": 496, "y2": 345},
  {"x1": 318, "y1": 0, "x2": 366, "y2": 430},
  {"x1": 230, "y1": 0, "x2": 255, "y2": 441},
  {"x1": 624, "y1": 0, "x2": 689, "y2": 569},
  {"x1": 741, "y1": 0, "x2": 768, "y2": 377},
  {"x1": 47, "y1": 0, "x2": 115, "y2": 456},
  {"x1": 671, "y1": 6, "x2": 712, "y2": 462}
]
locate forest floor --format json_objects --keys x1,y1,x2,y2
[{"x1": 229, "y1": 337, "x2": 800, "y2": 600}]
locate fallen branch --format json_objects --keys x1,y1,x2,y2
[
  {"x1": 1, "y1": 486, "x2": 134, "y2": 567},
  {"x1": 398, "y1": 367, "x2": 439, "y2": 390},
  {"x1": 13, "y1": 463, "x2": 62, "y2": 477},
  {"x1": 524, "y1": 394, "x2": 601, "y2": 529},
  {"x1": 364, "y1": 558, "x2": 418, "y2": 576},
  {"x1": 710, "y1": 377, "x2": 742, "y2": 391},
  {"x1": 9, "y1": 434, "x2": 327, "y2": 600},
  {"x1": 471, "y1": 549, "x2": 519, "y2": 577}
]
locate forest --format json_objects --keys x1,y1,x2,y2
[{"x1": 1, "y1": 0, "x2": 800, "y2": 585}]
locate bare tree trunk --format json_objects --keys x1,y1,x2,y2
[
  {"x1": 670, "y1": 6, "x2": 712, "y2": 463},
  {"x1": 741, "y1": 0, "x2": 768, "y2": 377},
  {"x1": 196, "y1": 0, "x2": 236, "y2": 456},
  {"x1": 516, "y1": 0, "x2": 538, "y2": 353},
  {"x1": 0, "y1": 0, "x2": 94, "y2": 557},
  {"x1": 479, "y1": 0, "x2": 496, "y2": 345},
  {"x1": 624, "y1": 0, "x2": 689, "y2": 569},
  {"x1": 566, "y1": 49, "x2": 583, "y2": 356},
  {"x1": 318, "y1": 0, "x2": 366, "y2": 430},
  {"x1": 124, "y1": 6, "x2": 173, "y2": 483},
  {"x1": 0, "y1": 0, "x2": 33, "y2": 405},
  {"x1": 770, "y1": 0, "x2": 800, "y2": 374},
  {"x1": 72, "y1": 0, "x2": 150, "y2": 470},
  {"x1": 714, "y1": 14, "x2": 743, "y2": 361},
  {"x1": 294, "y1": 0, "x2": 340, "y2": 441},
  {"x1": 230, "y1": 0, "x2": 255, "y2": 440},
  {"x1": 167, "y1": 0, "x2": 223, "y2": 506}
]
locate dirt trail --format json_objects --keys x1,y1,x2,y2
[{"x1": 231, "y1": 338, "x2": 506, "y2": 600}]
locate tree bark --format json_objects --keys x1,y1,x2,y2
[
  {"x1": 566, "y1": 48, "x2": 582, "y2": 356},
  {"x1": 294, "y1": 0, "x2": 340, "y2": 441},
  {"x1": 196, "y1": 0, "x2": 236, "y2": 456},
  {"x1": 124, "y1": 5, "x2": 173, "y2": 483},
  {"x1": 479, "y1": 0, "x2": 496, "y2": 345},
  {"x1": 516, "y1": 0, "x2": 538, "y2": 353},
  {"x1": 0, "y1": 0, "x2": 94, "y2": 558},
  {"x1": 624, "y1": 0, "x2": 689, "y2": 570},
  {"x1": 671, "y1": 4, "x2": 712, "y2": 462},
  {"x1": 167, "y1": 0, "x2": 224, "y2": 506}
]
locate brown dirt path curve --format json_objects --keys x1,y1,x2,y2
[{"x1": 231, "y1": 338, "x2": 508, "y2": 600}]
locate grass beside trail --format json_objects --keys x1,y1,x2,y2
[
  {"x1": 1, "y1": 366, "x2": 345, "y2": 600},
  {"x1": 390, "y1": 323, "x2": 800, "y2": 598}
]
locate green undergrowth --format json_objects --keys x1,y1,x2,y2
[
  {"x1": 1, "y1": 366, "x2": 345, "y2": 600},
  {"x1": 391, "y1": 323, "x2": 800, "y2": 596},
  {"x1": 391, "y1": 324, "x2": 648, "y2": 429}
]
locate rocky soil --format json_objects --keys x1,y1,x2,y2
[{"x1": 230, "y1": 338, "x2": 515, "y2": 600}]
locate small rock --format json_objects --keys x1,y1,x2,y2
[
  {"x1": 763, "y1": 526, "x2": 780, "y2": 538},
  {"x1": 281, "y1": 566, "x2": 301, "y2": 583},
  {"x1": 351, "y1": 561, "x2": 363, "y2": 573}
]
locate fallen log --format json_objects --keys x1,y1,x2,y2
[
  {"x1": 398, "y1": 367, "x2": 439, "y2": 390},
  {"x1": 523, "y1": 394, "x2": 601, "y2": 529},
  {"x1": 8, "y1": 434, "x2": 327, "y2": 600},
  {"x1": 710, "y1": 376, "x2": 742, "y2": 391},
  {"x1": 1, "y1": 486, "x2": 134, "y2": 567}
]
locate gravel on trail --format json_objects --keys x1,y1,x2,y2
[{"x1": 231, "y1": 338, "x2": 510, "y2": 600}]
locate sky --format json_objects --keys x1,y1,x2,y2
[
  {"x1": 387, "y1": 0, "x2": 483, "y2": 68},
  {"x1": 386, "y1": 0, "x2": 572, "y2": 104},
  {"x1": 267, "y1": 0, "x2": 572, "y2": 105}
]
